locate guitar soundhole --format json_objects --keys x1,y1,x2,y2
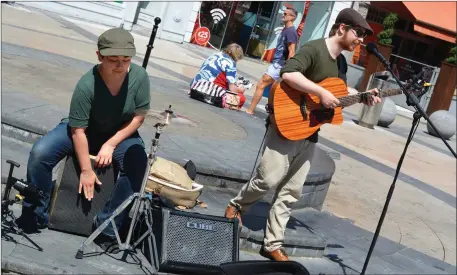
[
  {"x1": 299, "y1": 95, "x2": 308, "y2": 120},
  {"x1": 309, "y1": 109, "x2": 334, "y2": 126}
]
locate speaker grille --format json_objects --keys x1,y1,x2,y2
[{"x1": 165, "y1": 213, "x2": 235, "y2": 266}]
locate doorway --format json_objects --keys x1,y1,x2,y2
[
  {"x1": 245, "y1": 2, "x2": 278, "y2": 58},
  {"x1": 220, "y1": 1, "x2": 278, "y2": 58}
]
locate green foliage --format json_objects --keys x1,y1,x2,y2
[
  {"x1": 445, "y1": 46, "x2": 456, "y2": 64},
  {"x1": 377, "y1": 13, "x2": 398, "y2": 45}
]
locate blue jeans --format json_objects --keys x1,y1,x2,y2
[{"x1": 23, "y1": 121, "x2": 147, "y2": 237}]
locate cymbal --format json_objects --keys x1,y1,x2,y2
[{"x1": 146, "y1": 109, "x2": 198, "y2": 127}]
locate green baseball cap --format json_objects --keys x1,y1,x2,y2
[{"x1": 97, "y1": 28, "x2": 136, "y2": 57}]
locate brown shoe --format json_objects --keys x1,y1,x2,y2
[
  {"x1": 260, "y1": 247, "x2": 289, "y2": 261},
  {"x1": 224, "y1": 204, "x2": 242, "y2": 227}
]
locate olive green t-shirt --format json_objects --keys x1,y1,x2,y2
[
  {"x1": 66, "y1": 63, "x2": 150, "y2": 143},
  {"x1": 280, "y1": 38, "x2": 339, "y2": 82},
  {"x1": 279, "y1": 38, "x2": 339, "y2": 142}
]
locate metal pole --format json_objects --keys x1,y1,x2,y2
[
  {"x1": 219, "y1": 2, "x2": 234, "y2": 50},
  {"x1": 142, "y1": 17, "x2": 161, "y2": 69}
]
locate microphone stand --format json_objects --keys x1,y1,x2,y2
[{"x1": 360, "y1": 58, "x2": 457, "y2": 275}]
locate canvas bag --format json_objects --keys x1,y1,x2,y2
[
  {"x1": 222, "y1": 91, "x2": 242, "y2": 110},
  {"x1": 149, "y1": 157, "x2": 193, "y2": 190}
]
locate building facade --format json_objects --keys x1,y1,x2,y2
[
  {"x1": 20, "y1": 1, "x2": 355, "y2": 61},
  {"x1": 19, "y1": 1, "x2": 455, "y2": 74},
  {"x1": 187, "y1": 1, "x2": 355, "y2": 62}
]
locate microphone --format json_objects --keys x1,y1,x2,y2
[
  {"x1": 13, "y1": 180, "x2": 45, "y2": 200},
  {"x1": 366, "y1": 43, "x2": 390, "y2": 66}
]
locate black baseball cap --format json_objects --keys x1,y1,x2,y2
[
  {"x1": 335, "y1": 8, "x2": 374, "y2": 36},
  {"x1": 97, "y1": 28, "x2": 136, "y2": 57}
]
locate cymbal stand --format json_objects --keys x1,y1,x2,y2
[{"x1": 75, "y1": 106, "x2": 175, "y2": 275}]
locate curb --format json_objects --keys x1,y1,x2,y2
[
  {"x1": 1, "y1": 116, "x2": 338, "y2": 183},
  {"x1": 2, "y1": 255, "x2": 71, "y2": 275},
  {"x1": 395, "y1": 109, "x2": 427, "y2": 125},
  {"x1": 1, "y1": 115, "x2": 337, "y2": 212}
]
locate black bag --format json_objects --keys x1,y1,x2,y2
[
  {"x1": 219, "y1": 260, "x2": 311, "y2": 275},
  {"x1": 190, "y1": 80, "x2": 227, "y2": 107}
]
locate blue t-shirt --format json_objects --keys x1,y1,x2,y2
[{"x1": 272, "y1": 26, "x2": 298, "y2": 66}]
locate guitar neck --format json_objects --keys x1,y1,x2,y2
[{"x1": 337, "y1": 88, "x2": 402, "y2": 108}]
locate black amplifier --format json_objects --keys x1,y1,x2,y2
[{"x1": 144, "y1": 207, "x2": 240, "y2": 274}]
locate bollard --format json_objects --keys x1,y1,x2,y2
[
  {"x1": 142, "y1": 17, "x2": 161, "y2": 69},
  {"x1": 358, "y1": 72, "x2": 388, "y2": 129}
]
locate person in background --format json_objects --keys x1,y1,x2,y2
[
  {"x1": 190, "y1": 43, "x2": 246, "y2": 110},
  {"x1": 246, "y1": 7, "x2": 298, "y2": 115}
]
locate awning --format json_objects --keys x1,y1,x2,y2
[
  {"x1": 371, "y1": 1, "x2": 456, "y2": 42},
  {"x1": 414, "y1": 24, "x2": 455, "y2": 43},
  {"x1": 403, "y1": 2, "x2": 456, "y2": 43}
]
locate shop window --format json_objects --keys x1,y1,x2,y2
[
  {"x1": 259, "y1": 2, "x2": 275, "y2": 19},
  {"x1": 197, "y1": 1, "x2": 234, "y2": 49}
]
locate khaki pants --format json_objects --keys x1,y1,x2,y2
[{"x1": 230, "y1": 123, "x2": 315, "y2": 252}]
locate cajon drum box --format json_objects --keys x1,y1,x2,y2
[{"x1": 48, "y1": 155, "x2": 118, "y2": 236}]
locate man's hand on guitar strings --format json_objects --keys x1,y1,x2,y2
[{"x1": 363, "y1": 88, "x2": 382, "y2": 106}]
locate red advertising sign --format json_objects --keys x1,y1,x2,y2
[{"x1": 194, "y1": 27, "x2": 211, "y2": 45}]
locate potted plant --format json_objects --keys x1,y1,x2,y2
[
  {"x1": 426, "y1": 46, "x2": 457, "y2": 115},
  {"x1": 359, "y1": 12, "x2": 399, "y2": 91},
  {"x1": 377, "y1": 13, "x2": 398, "y2": 46},
  {"x1": 374, "y1": 12, "x2": 398, "y2": 60}
]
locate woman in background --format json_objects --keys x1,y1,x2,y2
[{"x1": 190, "y1": 43, "x2": 246, "y2": 110}]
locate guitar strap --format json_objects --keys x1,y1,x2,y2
[{"x1": 337, "y1": 54, "x2": 348, "y2": 85}]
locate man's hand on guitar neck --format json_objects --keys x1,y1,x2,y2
[
  {"x1": 348, "y1": 86, "x2": 381, "y2": 106},
  {"x1": 362, "y1": 88, "x2": 382, "y2": 106}
]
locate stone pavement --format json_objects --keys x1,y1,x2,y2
[
  {"x1": 1, "y1": 3, "x2": 456, "y2": 274},
  {"x1": 2, "y1": 189, "x2": 456, "y2": 275}
]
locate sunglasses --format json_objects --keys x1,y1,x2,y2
[{"x1": 344, "y1": 24, "x2": 367, "y2": 39}]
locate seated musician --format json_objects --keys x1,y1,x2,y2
[
  {"x1": 16, "y1": 28, "x2": 151, "y2": 251},
  {"x1": 224, "y1": 9, "x2": 382, "y2": 261},
  {"x1": 189, "y1": 43, "x2": 246, "y2": 110}
]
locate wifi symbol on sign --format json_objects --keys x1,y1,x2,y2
[{"x1": 210, "y1": 8, "x2": 226, "y2": 24}]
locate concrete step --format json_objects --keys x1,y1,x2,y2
[{"x1": 185, "y1": 187, "x2": 327, "y2": 258}]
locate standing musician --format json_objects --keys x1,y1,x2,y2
[{"x1": 225, "y1": 8, "x2": 382, "y2": 261}]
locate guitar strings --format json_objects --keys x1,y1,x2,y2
[{"x1": 337, "y1": 88, "x2": 402, "y2": 107}]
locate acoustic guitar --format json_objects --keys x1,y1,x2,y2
[{"x1": 267, "y1": 77, "x2": 404, "y2": 141}]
